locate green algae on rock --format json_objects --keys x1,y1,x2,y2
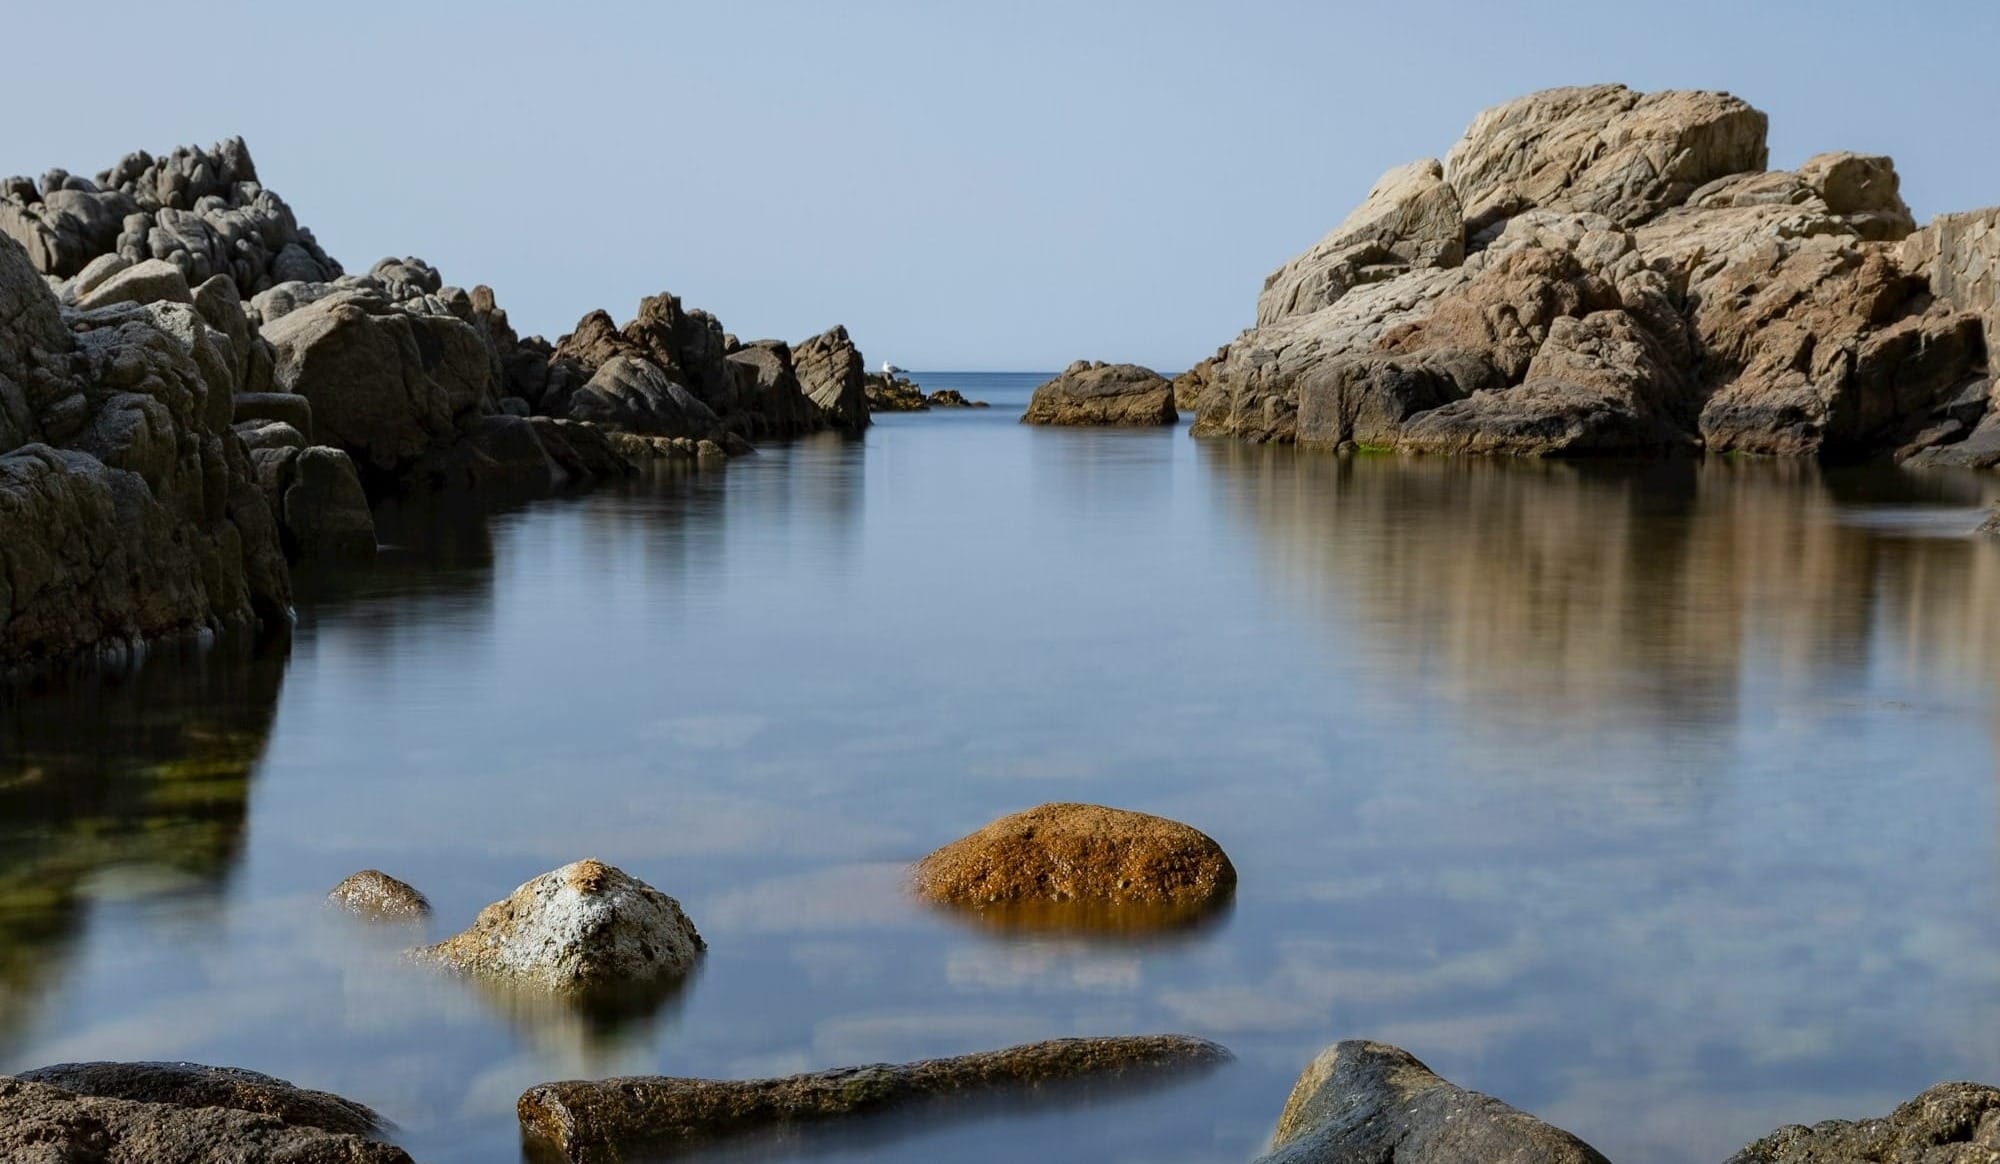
[{"x1": 517, "y1": 1034, "x2": 1230, "y2": 1163}]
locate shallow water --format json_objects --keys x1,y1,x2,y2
[{"x1": 7, "y1": 372, "x2": 2000, "y2": 1163}]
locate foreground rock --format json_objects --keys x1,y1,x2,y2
[
  {"x1": 0, "y1": 1073, "x2": 409, "y2": 1163},
  {"x1": 1253, "y1": 1041, "x2": 1610, "y2": 1163},
  {"x1": 517, "y1": 1034, "x2": 1228, "y2": 1163},
  {"x1": 413, "y1": 859, "x2": 702, "y2": 994},
  {"x1": 1194, "y1": 83, "x2": 1994, "y2": 462},
  {"x1": 327, "y1": 869, "x2": 430, "y2": 921},
  {"x1": 1728, "y1": 1081, "x2": 2000, "y2": 1163},
  {"x1": 1022, "y1": 361, "x2": 1179, "y2": 426},
  {"x1": 15, "y1": 1061, "x2": 386, "y2": 1137},
  {"x1": 912, "y1": 803, "x2": 1236, "y2": 919}
]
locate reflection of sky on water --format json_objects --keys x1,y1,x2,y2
[{"x1": 7, "y1": 374, "x2": 2000, "y2": 1162}]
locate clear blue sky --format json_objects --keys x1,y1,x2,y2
[{"x1": 8, "y1": 0, "x2": 1996, "y2": 371}]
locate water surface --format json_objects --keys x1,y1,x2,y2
[{"x1": 6, "y1": 371, "x2": 2000, "y2": 1163}]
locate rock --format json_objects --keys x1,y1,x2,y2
[
  {"x1": 250, "y1": 445, "x2": 376, "y2": 563},
  {"x1": 262, "y1": 288, "x2": 494, "y2": 486},
  {"x1": 1444, "y1": 84, "x2": 1768, "y2": 230},
  {"x1": 72, "y1": 257, "x2": 194, "y2": 311},
  {"x1": 0, "y1": 1075, "x2": 410, "y2": 1163},
  {"x1": 1022, "y1": 361, "x2": 1179, "y2": 426},
  {"x1": 14, "y1": 1061, "x2": 385, "y2": 1137},
  {"x1": 517, "y1": 1034, "x2": 1229, "y2": 1163},
  {"x1": 69, "y1": 252, "x2": 132, "y2": 299},
  {"x1": 912, "y1": 802, "x2": 1236, "y2": 920},
  {"x1": 865, "y1": 372, "x2": 930, "y2": 411},
  {"x1": 327, "y1": 870, "x2": 429, "y2": 921},
  {"x1": 927, "y1": 388, "x2": 987, "y2": 408},
  {"x1": 1171, "y1": 356, "x2": 1219, "y2": 411},
  {"x1": 1904, "y1": 205, "x2": 2000, "y2": 365},
  {"x1": 409, "y1": 413, "x2": 560, "y2": 494},
  {"x1": 566, "y1": 355, "x2": 723, "y2": 440},
  {"x1": 233, "y1": 390, "x2": 314, "y2": 439},
  {"x1": 1727, "y1": 1081, "x2": 2000, "y2": 1163},
  {"x1": 413, "y1": 858, "x2": 703, "y2": 995},
  {"x1": 793, "y1": 325, "x2": 871, "y2": 431},
  {"x1": 1258, "y1": 158, "x2": 1466, "y2": 326},
  {"x1": 724, "y1": 339, "x2": 822, "y2": 437},
  {"x1": 235, "y1": 420, "x2": 307, "y2": 452},
  {"x1": 1252, "y1": 1041, "x2": 1610, "y2": 1164},
  {"x1": 525, "y1": 416, "x2": 635, "y2": 484}
]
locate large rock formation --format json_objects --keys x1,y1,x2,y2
[
  {"x1": 1195, "y1": 84, "x2": 1993, "y2": 462},
  {"x1": 0, "y1": 1071, "x2": 410, "y2": 1163},
  {"x1": 1253, "y1": 1041, "x2": 1610, "y2": 1164},
  {"x1": 518, "y1": 1035, "x2": 1229, "y2": 1163},
  {"x1": 792, "y1": 324, "x2": 871, "y2": 431},
  {"x1": 1022, "y1": 361, "x2": 1180, "y2": 426},
  {"x1": 0, "y1": 231, "x2": 289, "y2": 675}
]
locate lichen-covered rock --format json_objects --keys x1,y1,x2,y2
[
  {"x1": 1253, "y1": 1041, "x2": 1610, "y2": 1164},
  {"x1": 327, "y1": 870, "x2": 429, "y2": 921},
  {"x1": 793, "y1": 325, "x2": 871, "y2": 431},
  {"x1": 414, "y1": 859, "x2": 703, "y2": 994},
  {"x1": 518, "y1": 1034, "x2": 1229, "y2": 1163},
  {"x1": 913, "y1": 802, "x2": 1235, "y2": 914},
  {"x1": 1022, "y1": 361, "x2": 1179, "y2": 426},
  {"x1": 1727, "y1": 1081, "x2": 2000, "y2": 1164},
  {"x1": 15, "y1": 1061, "x2": 386, "y2": 1138},
  {"x1": 0, "y1": 1074, "x2": 410, "y2": 1164}
]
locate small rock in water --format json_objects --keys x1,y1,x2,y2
[
  {"x1": 1726, "y1": 1081, "x2": 2000, "y2": 1163},
  {"x1": 412, "y1": 859, "x2": 702, "y2": 994},
  {"x1": 517, "y1": 1033, "x2": 1229, "y2": 1163},
  {"x1": 327, "y1": 869, "x2": 431, "y2": 921},
  {"x1": 913, "y1": 802, "x2": 1236, "y2": 923},
  {"x1": 1253, "y1": 1040, "x2": 1609, "y2": 1163},
  {"x1": 1021, "y1": 361, "x2": 1178, "y2": 426}
]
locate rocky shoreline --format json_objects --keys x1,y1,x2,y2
[{"x1": 0, "y1": 139, "x2": 884, "y2": 679}]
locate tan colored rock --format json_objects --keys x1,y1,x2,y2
[
  {"x1": 327, "y1": 870, "x2": 429, "y2": 921},
  {"x1": 1444, "y1": 83, "x2": 1768, "y2": 230},
  {"x1": 519, "y1": 1034, "x2": 1229, "y2": 1163},
  {"x1": 913, "y1": 803, "x2": 1235, "y2": 913},
  {"x1": 1904, "y1": 205, "x2": 2000, "y2": 361},
  {"x1": 1257, "y1": 158, "x2": 1466, "y2": 325},
  {"x1": 15, "y1": 1061, "x2": 385, "y2": 1138},
  {"x1": 414, "y1": 859, "x2": 703, "y2": 995},
  {"x1": 1021, "y1": 361, "x2": 1178, "y2": 426},
  {"x1": 1728, "y1": 1081, "x2": 2000, "y2": 1163}
]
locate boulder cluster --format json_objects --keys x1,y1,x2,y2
[
  {"x1": 0, "y1": 138, "x2": 880, "y2": 676},
  {"x1": 1180, "y1": 85, "x2": 1996, "y2": 462}
]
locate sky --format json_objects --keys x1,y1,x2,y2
[{"x1": 7, "y1": 0, "x2": 1997, "y2": 371}]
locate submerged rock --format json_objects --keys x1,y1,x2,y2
[
  {"x1": 517, "y1": 1034, "x2": 1229, "y2": 1163},
  {"x1": 413, "y1": 859, "x2": 702, "y2": 994},
  {"x1": 912, "y1": 803, "x2": 1236, "y2": 917},
  {"x1": 1727, "y1": 1081, "x2": 2000, "y2": 1162},
  {"x1": 1253, "y1": 1040, "x2": 1610, "y2": 1163},
  {"x1": 327, "y1": 869, "x2": 430, "y2": 921},
  {"x1": 0, "y1": 1073, "x2": 409, "y2": 1163},
  {"x1": 1021, "y1": 361, "x2": 1179, "y2": 426}
]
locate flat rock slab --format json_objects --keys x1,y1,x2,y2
[
  {"x1": 1727, "y1": 1081, "x2": 2000, "y2": 1163},
  {"x1": 0, "y1": 1074, "x2": 410, "y2": 1164},
  {"x1": 1255, "y1": 1040, "x2": 1610, "y2": 1163},
  {"x1": 913, "y1": 802, "x2": 1237, "y2": 919},
  {"x1": 518, "y1": 1034, "x2": 1230, "y2": 1163}
]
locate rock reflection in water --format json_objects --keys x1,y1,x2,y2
[
  {"x1": 921, "y1": 893, "x2": 1237, "y2": 944},
  {"x1": 0, "y1": 633, "x2": 288, "y2": 1053}
]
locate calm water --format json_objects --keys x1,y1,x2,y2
[{"x1": 7, "y1": 371, "x2": 2000, "y2": 1163}]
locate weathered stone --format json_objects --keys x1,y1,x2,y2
[
  {"x1": 235, "y1": 420, "x2": 307, "y2": 452},
  {"x1": 518, "y1": 1035, "x2": 1229, "y2": 1163},
  {"x1": 913, "y1": 802, "x2": 1235, "y2": 915},
  {"x1": 1727, "y1": 1081, "x2": 2000, "y2": 1164},
  {"x1": 1258, "y1": 158, "x2": 1466, "y2": 326},
  {"x1": 927, "y1": 388, "x2": 986, "y2": 407},
  {"x1": 15, "y1": 1061, "x2": 385, "y2": 1138},
  {"x1": 567, "y1": 355, "x2": 723, "y2": 440},
  {"x1": 724, "y1": 339, "x2": 822, "y2": 436},
  {"x1": 413, "y1": 859, "x2": 703, "y2": 995},
  {"x1": 793, "y1": 325, "x2": 871, "y2": 431},
  {"x1": 1905, "y1": 205, "x2": 2000, "y2": 363},
  {"x1": 327, "y1": 870, "x2": 429, "y2": 921},
  {"x1": 233, "y1": 390, "x2": 314, "y2": 439},
  {"x1": 1253, "y1": 1041, "x2": 1610, "y2": 1164},
  {"x1": 1022, "y1": 361, "x2": 1179, "y2": 426},
  {"x1": 0, "y1": 1076, "x2": 409, "y2": 1163},
  {"x1": 72, "y1": 257, "x2": 193, "y2": 311},
  {"x1": 526, "y1": 416, "x2": 636, "y2": 483}
]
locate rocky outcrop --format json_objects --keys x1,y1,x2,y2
[
  {"x1": 1253, "y1": 1041, "x2": 1610, "y2": 1164},
  {"x1": 793, "y1": 325, "x2": 871, "y2": 431},
  {"x1": 567, "y1": 355, "x2": 724, "y2": 439},
  {"x1": 1022, "y1": 361, "x2": 1179, "y2": 426},
  {"x1": 413, "y1": 859, "x2": 703, "y2": 995},
  {"x1": 327, "y1": 869, "x2": 430, "y2": 921},
  {"x1": 0, "y1": 232, "x2": 289, "y2": 675},
  {"x1": 1729, "y1": 1081, "x2": 2000, "y2": 1163},
  {"x1": 250, "y1": 441, "x2": 376, "y2": 562},
  {"x1": 0, "y1": 1072, "x2": 409, "y2": 1163},
  {"x1": 1195, "y1": 84, "x2": 1990, "y2": 462},
  {"x1": 912, "y1": 803, "x2": 1236, "y2": 921},
  {"x1": 518, "y1": 1035, "x2": 1228, "y2": 1163},
  {"x1": 865, "y1": 371, "x2": 930, "y2": 411}
]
